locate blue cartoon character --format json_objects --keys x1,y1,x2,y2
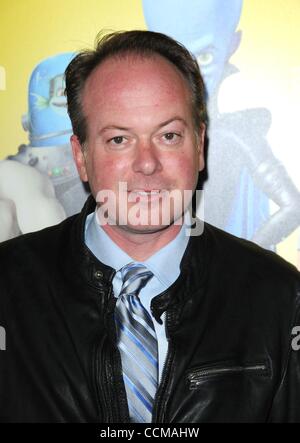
[
  {"x1": 8, "y1": 53, "x2": 90, "y2": 217},
  {"x1": 143, "y1": 0, "x2": 300, "y2": 249}
]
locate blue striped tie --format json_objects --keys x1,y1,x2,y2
[{"x1": 114, "y1": 263, "x2": 158, "y2": 423}]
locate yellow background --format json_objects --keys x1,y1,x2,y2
[{"x1": 0, "y1": 0, "x2": 145, "y2": 155}]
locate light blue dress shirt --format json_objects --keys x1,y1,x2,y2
[{"x1": 85, "y1": 211, "x2": 190, "y2": 383}]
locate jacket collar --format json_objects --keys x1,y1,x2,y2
[
  {"x1": 71, "y1": 195, "x2": 116, "y2": 287},
  {"x1": 71, "y1": 194, "x2": 208, "y2": 325}
]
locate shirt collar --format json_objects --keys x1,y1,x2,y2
[
  {"x1": 85, "y1": 210, "x2": 190, "y2": 288},
  {"x1": 85, "y1": 211, "x2": 131, "y2": 272}
]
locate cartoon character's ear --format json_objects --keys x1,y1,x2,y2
[{"x1": 228, "y1": 30, "x2": 242, "y2": 58}]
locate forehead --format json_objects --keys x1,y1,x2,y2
[{"x1": 82, "y1": 54, "x2": 191, "y2": 116}]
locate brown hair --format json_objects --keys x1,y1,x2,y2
[{"x1": 65, "y1": 30, "x2": 207, "y2": 145}]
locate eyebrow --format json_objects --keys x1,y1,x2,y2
[
  {"x1": 157, "y1": 117, "x2": 187, "y2": 129},
  {"x1": 99, "y1": 125, "x2": 129, "y2": 133},
  {"x1": 98, "y1": 117, "x2": 187, "y2": 134}
]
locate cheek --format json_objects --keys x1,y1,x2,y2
[
  {"x1": 166, "y1": 154, "x2": 199, "y2": 188},
  {"x1": 88, "y1": 154, "x2": 131, "y2": 190}
]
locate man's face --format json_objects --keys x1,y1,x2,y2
[{"x1": 72, "y1": 54, "x2": 205, "y2": 234}]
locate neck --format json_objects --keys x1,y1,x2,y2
[{"x1": 101, "y1": 223, "x2": 182, "y2": 261}]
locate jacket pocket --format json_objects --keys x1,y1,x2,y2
[{"x1": 186, "y1": 361, "x2": 270, "y2": 390}]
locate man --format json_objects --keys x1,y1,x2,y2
[{"x1": 0, "y1": 30, "x2": 299, "y2": 423}]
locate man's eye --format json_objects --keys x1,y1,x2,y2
[
  {"x1": 109, "y1": 136, "x2": 125, "y2": 145},
  {"x1": 163, "y1": 132, "x2": 180, "y2": 142}
]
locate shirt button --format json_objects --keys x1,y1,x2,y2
[{"x1": 94, "y1": 270, "x2": 103, "y2": 280}]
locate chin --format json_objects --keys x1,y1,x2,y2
[{"x1": 120, "y1": 222, "x2": 171, "y2": 235}]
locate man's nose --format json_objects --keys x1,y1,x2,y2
[{"x1": 132, "y1": 140, "x2": 162, "y2": 175}]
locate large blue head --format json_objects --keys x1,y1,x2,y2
[
  {"x1": 143, "y1": 0, "x2": 243, "y2": 96},
  {"x1": 23, "y1": 53, "x2": 75, "y2": 147}
]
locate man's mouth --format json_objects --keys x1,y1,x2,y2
[
  {"x1": 129, "y1": 189, "x2": 162, "y2": 196},
  {"x1": 127, "y1": 190, "x2": 167, "y2": 203}
]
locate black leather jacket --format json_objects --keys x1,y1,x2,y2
[{"x1": 0, "y1": 196, "x2": 300, "y2": 423}]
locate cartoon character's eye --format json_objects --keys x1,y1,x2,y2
[
  {"x1": 197, "y1": 52, "x2": 213, "y2": 67},
  {"x1": 49, "y1": 74, "x2": 66, "y2": 99},
  {"x1": 56, "y1": 88, "x2": 64, "y2": 97}
]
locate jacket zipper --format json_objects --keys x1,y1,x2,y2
[
  {"x1": 95, "y1": 284, "x2": 119, "y2": 422},
  {"x1": 187, "y1": 363, "x2": 268, "y2": 389},
  {"x1": 152, "y1": 310, "x2": 174, "y2": 423},
  {"x1": 93, "y1": 330, "x2": 107, "y2": 421},
  {"x1": 104, "y1": 284, "x2": 126, "y2": 422},
  {"x1": 91, "y1": 274, "x2": 116, "y2": 422},
  {"x1": 105, "y1": 284, "x2": 131, "y2": 423}
]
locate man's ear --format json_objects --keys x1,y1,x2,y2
[
  {"x1": 71, "y1": 135, "x2": 88, "y2": 182},
  {"x1": 197, "y1": 123, "x2": 206, "y2": 172}
]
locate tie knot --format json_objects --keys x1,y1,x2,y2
[{"x1": 120, "y1": 263, "x2": 153, "y2": 297}]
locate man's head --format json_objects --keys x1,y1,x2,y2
[
  {"x1": 65, "y1": 30, "x2": 206, "y2": 234},
  {"x1": 65, "y1": 30, "x2": 207, "y2": 146}
]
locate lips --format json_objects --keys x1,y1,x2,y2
[
  {"x1": 129, "y1": 189, "x2": 161, "y2": 195},
  {"x1": 126, "y1": 189, "x2": 166, "y2": 203}
]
